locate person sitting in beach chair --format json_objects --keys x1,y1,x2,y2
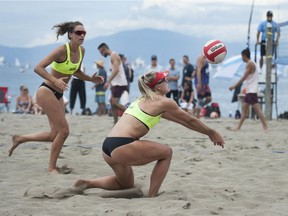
[{"x1": 15, "y1": 85, "x2": 33, "y2": 114}]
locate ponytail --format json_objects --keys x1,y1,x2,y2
[
  {"x1": 138, "y1": 71, "x2": 158, "y2": 100},
  {"x1": 52, "y1": 21, "x2": 83, "y2": 40}
]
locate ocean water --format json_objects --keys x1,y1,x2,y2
[{"x1": 1, "y1": 65, "x2": 287, "y2": 118}]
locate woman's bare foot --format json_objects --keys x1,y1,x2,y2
[
  {"x1": 48, "y1": 168, "x2": 60, "y2": 174},
  {"x1": 73, "y1": 179, "x2": 88, "y2": 190},
  {"x1": 8, "y1": 135, "x2": 22, "y2": 157},
  {"x1": 226, "y1": 126, "x2": 240, "y2": 132}
]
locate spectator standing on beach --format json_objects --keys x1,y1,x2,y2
[
  {"x1": 69, "y1": 64, "x2": 86, "y2": 115},
  {"x1": 92, "y1": 60, "x2": 107, "y2": 116},
  {"x1": 181, "y1": 55, "x2": 195, "y2": 89},
  {"x1": 146, "y1": 55, "x2": 163, "y2": 72},
  {"x1": 119, "y1": 54, "x2": 132, "y2": 93},
  {"x1": 98, "y1": 43, "x2": 128, "y2": 124},
  {"x1": 15, "y1": 85, "x2": 33, "y2": 114},
  {"x1": 166, "y1": 58, "x2": 180, "y2": 105},
  {"x1": 72, "y1": 71, "x2": 224, "y2": 197},
  {"x1": 228, "y1": 48, "x2": 268, "y2": 131},
  {"x1": 8, "y1": 21, "x2": 103, "y2": 173},
  {"x1": 256, "y1": 10, "x2": 280, "y2": 70},
  {"x1": 194, "y1": 54, "x2": 212, "y2": 118}
]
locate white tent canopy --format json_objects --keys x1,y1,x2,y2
[{"x1": 213, "y1": 52, "x2": 287, "y2": 79}]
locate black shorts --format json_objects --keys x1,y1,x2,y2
[
  {"x1": 111, "y1": 85, "x2": 128, "y2": 98},
  {"x1": 102, "y1": 137, "x2": 136, "y2": 157},
  {"x1": 40, "y1": 82, "x2": 63, "y2": 100},
  {"x1": 260, "y1": 40, "x2": 276, "y2": 57},
  {"x1": 197, "y1": 84, "x2": 211, "y2": 99},
  {"x1": 244, "y1": 93, "x2": 258, "y2": 105}
]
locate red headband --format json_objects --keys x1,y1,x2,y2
[{"x1": 148, "y1": 71, "x2": 169, "y2": 88}]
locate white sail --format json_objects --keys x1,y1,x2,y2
[
  {"x1": 0, "y1": 56, "x2": 4, "y2": 66},
  {"x1": 15, "y1": 58, "x2": 21, "y2": 67}
]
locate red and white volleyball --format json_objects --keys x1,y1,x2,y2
[{"x1": 202, "y1": 39, "x2": 227, "y2": 64}]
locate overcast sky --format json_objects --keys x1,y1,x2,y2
[{"x1": 1, "y1": 0, "x2": 287, "y2": 48}]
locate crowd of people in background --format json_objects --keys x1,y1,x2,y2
[
  {"x1": 14, "y1": 13, "x2": 280, "y2": 121},
  {"x1": 14, "y1": 41, "x2": 275, "y2": 131},
  {"x1": 14, "y1": 10, "x2": 281, "y2": 119},
  {"x1": 14, "y1": 51, "x2": 213, "y2": 118},
  {"x1": 4, "y1": 9, "x2": 280, "y2": 122}
]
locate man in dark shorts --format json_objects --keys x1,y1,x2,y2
[
  {"x1": 194, "y1": 54, "x2": 211, "y2": 118},
  {"x1": 228, "y1": 48, "x2": 268, "y2": 131},
  {"x1": 98, "y1": 43, "x2": 128, "y2": 124},
  {"x1": 256, "y1": 10, "x2": 280, "y2": 70},
  {"x1": 181, "y1": 55, "x2": 194, "y2": 88}
]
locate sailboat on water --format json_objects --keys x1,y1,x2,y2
[
  {"x1": 15, "y1": 58, "x2": 25, "y2": 73},
  {"x1": 0, "y1": 56, "x2": 4, "y2": 66}
]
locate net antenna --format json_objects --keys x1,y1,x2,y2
[{"x1": 247, "y1": 0, "x2": 255, "y2": 49}]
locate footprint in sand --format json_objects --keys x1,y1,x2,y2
[
  {"x1": 80, "y1": 149, "x2": 92, "y2": 156},
  {"x1": 57, "y1": 165, "x2": 73, "y2": 174}
]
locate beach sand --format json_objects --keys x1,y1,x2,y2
[{"x1": 1, "y1": 113, "x2": 288, "y2": 216}]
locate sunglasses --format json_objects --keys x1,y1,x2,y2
[
  {"x1": 157, "y1": 77, "x2": 167, "y2": 85},
  {"x1": 73, "y1": 30, "x2": 86, "y2": 36}
]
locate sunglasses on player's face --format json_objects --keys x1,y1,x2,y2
[
  {"x1": 73, "y1": 30, "x2": 86, "y2": 36},
  {"x1": 157, "y1": 77, "x2": 168, "y2": 85}
]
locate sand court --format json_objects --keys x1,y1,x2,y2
[{"x1": 1, "y1": 113, "x2": 288, "y2": 215}]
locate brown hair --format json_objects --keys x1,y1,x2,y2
[
  {"x1": 241, "y1": 47, "x2": 251, "y2": 59},
  {"x1": 98, "y1": 42, "x2": 109, "y2": 50},
  {"x1": 52, "y1": 21, "x2": 83, "y2": 40}
]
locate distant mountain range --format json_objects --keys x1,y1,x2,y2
[{"x1": 0, "y1": 28, "x2": 246, "y2": 70}]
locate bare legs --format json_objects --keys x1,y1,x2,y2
[
  {"x1": 74, "y1": 165, "x2": 134, "y2": 191},
  {"x1": 73, "y1": 140, "x2": 173, "y2": 197},
  {"x1": 251, "y1": 103, "x2": 268, "y2": 131},
  {"x1": 148, "y1": 154, "x2": 172, "y2": 197},
  {"x1": 228, "y1": 102, "x2": 268, "y2": 131},
  {"x1": 259, "y1": 56, "x2": 264, "y2": 70},
  {"x1": 96, "y1": 103, "x2": 106, "y2": 116},
  {"x1": 110, "y1": 97, "x2": 126, "y2": 124},
  {"x1": 232, "y1": 102, "x2": 250, "y2": 131},
  {"x1": 8, "y1": 132, "x2": 54, "y2": 157},
  {"x1": 195, "y1": 96, "x2": 212, "y2": 118},
  {"x1": 8, "y1": 87, "x2": 69, "y2": 173}
]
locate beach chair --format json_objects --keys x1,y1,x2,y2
[{"x1": 0, "y1": 87, "x2": 10, "y2": 112}]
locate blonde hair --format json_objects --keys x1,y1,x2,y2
[{"x1": 138, "y1": 71, "x2": 159, "y2": 100}]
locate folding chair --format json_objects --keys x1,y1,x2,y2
[{"x1": 0, "y1": 87, "x2": 10, "y2": 112}]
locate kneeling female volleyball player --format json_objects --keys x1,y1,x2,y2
[{"x1": 73, "y1": 71, "x2": 224, "y2": 197}]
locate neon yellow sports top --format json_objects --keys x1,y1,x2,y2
[
  {"x1": 51, "y1": 43, "x2": 82, "y2": 75},
  {"x1": 124, "y1": 98, "x2": 162, "y2": 129}
]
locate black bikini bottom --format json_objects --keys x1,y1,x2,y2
[
  {"x1": 102, "y1": 137, "x2": 136, "y2": 157},
  {"x1": 40, "y1": 82, "x2": 63, "y2": 100}
]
